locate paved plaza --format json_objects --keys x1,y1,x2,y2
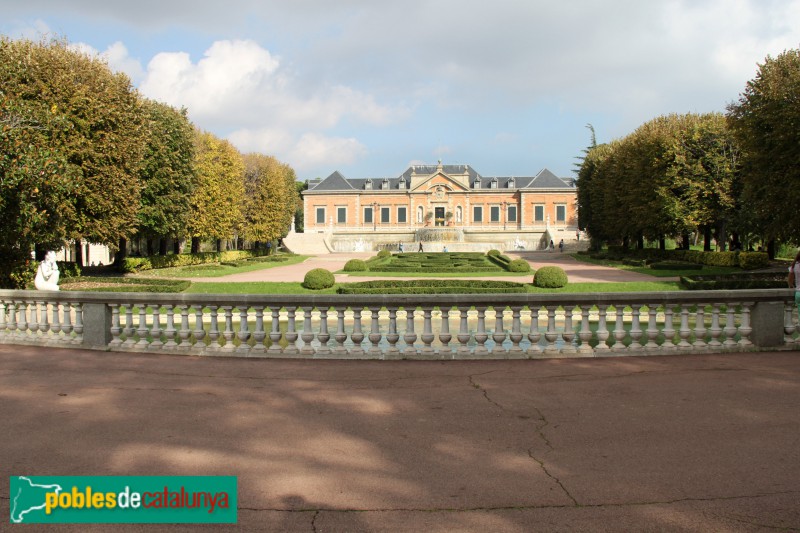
[{"x1": 1, "y1": 344, "x2": 798, "y2": 531}]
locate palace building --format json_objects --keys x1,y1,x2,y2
[{"x1": 298, "y1": 161, "x2": 578, "y2": 252}]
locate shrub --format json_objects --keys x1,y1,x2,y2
[
  {"x1": 303, "y1": 268, "x2": 335, "y2": 290},
  {"x1": 344, "y1": 259, "x2": 368, "y2": 272},
  {"x1": 533, "y1": 266, "x2": 568, "y2": 288},
  {"x1": 376, "y1": 249, "x2": 391, "y2": 259},
  {"x1": 737, "y1": 252, "x2": 769, "y2": 270},
  {"x1": 507, "y1": 259, "x2": 531, "y2": 272}
]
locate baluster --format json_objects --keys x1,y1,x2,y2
[
  {"x1": 72, "y1": 304, "x2": 83, "y2": 344},
  {"x1": 439, "y1": 307, "x2": 453, "y2": 359},
  {"x1": 474, "y1": 307, "x2": 489, "y2": 356},
  {"x1": 163, "y1": 305, "x2": 178, "y2": 350},
  {"x1": 61, "y1": 303, "x2": 74, "y2": 342},
  {"x1": 315, "y1": 308, "x2": 331, "y2": 357},
  {"x1": 268, "y1": 308, "x2": 283, "y2": 356},
  {"x1": 28, "y1": 301, "x2": 39, "y2": 335},
  {"x1": 385, "y1": 308, "x2": 401, "y2": 359},
  {"x1": 708, "y1": 303, "x2": 723, "y2": 349},
  {"x1": 206, "y1": 305, "x2": 220, "y2": 351},
  {"x1": 645, "y1": 304, "x2": 659, "y2": 351},
  {"x1": 237, "y1": 306, "x2": 252, "y2": 355},
  {"x1": 693, "y1": 304, "x2": 707, "y2": 350},
  {"x1": 543, "y1": 305, "x2": 559, "y2": 356},
  {"x1": 577, "y1": 305, "x2": 594, "y2": 356},
  {"x1": 109, "y1": 304, "x2": 123, "y2": 347},
  {"x1": 561, "y1": 306, "x2": 577, "y2": 355},
  {"x1": 785, "y1": 303, "x2": 797, "y2": 345},
  {"x1": 350, "y1": 308, "x2": 365, "y2": 357},
  {"x1": 661, "y1": 305, "x2": 676, "y2": 350},
  {"x1": 333, "y1": 308, "x2": 348, "y2": 356},
  {"x1": 150, "y1": 304, "x2": 163, "y2": 349},
  {"x1": 193, "y1": 306, "x2": 207, "y2": 350},
  {"x1": 595, "y1": 305, "x2": 610, "y2": 353},
  {"x1": 403, "y1": 307, "x2": 417, "y2": 357},
  {"x1": 457, "y1": 307, "x2": 471, "y2": 357},
  {"x1": 491, "y1": 306, "x2": 507, "y2": 356},
  {"x1": 50, "y1": 301, "x2": 61, "y2": 336},
  {"x1": 509, "y1": 306, "x2": 523, "y2": 356},
  {"x1": 123, "y1": 306, "x2": 136, "y2": 347},
  {"x1": 610, "y1": 305, "x2": 626, "y2": 353},
  {"x1": 177, "y1": 305, "x2": 192, "y2": 351},
  {"x1": 368, "y1": 307, "x2": 382, "y2": 357},
  {"x1": 17, "y1": 301, "x2": 28, "y2": 338},
  {"x1": 251, "y1": 306, "x2": 267, "y2": 355},
  {"x1": 527, "y1": 305, "x2": 542, "y2": 356},
  {"x1": 628, "y1": 304, "x2": 642, "y2": 353},
  {"x1": 7, "y1": 302, "x2": 17, "y2": 337},
  {"x1": 220, "y1": 306, "x2": 236, "y2": 352},
  {"x1": 723, "y1": 304, "x2": 738, "y2": 348},
  {"x1": 300, "y1": 307, "x2": 315, "y2": 356},
  {"x1": 134, "y1": 305, "x2": 149, "y2": 347},
  {"x1": 678, "y1": 304, "x2": 692, "y2": 350},
  {"x1": 284, "y1": 307, "x2": 299, "y2": 356},
  {"x1": 739, "y1": 302, "x2": 753, "y2": 348},
  {"x1": 421, "y1": 307, "x2": 436, "y2": 357},
  {"x1": 38, "y1": 301, "x2": 49, "y2": 335}
]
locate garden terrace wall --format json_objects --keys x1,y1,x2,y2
[{"x1": 0, "y1": 289, "x2": 797, "y2": 359}]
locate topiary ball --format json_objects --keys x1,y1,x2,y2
[
  {"x1": 376, "y1": 249, "x2": 391, "y2": 259},
  {"x1": 303, "y1": 268, "x2": 336, "y2": 290},
  {"x1": 533, "y1": 266, "x2": 568, "y2": 288},
  {"x1": 508, "y1": 258, "x2": 531, "y2": 272},
  {"x1": 344, "y1": 259, "x2": 368, "y2": 272}
]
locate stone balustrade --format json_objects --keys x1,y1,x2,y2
[{"x1": 0, "y1": 289, "x2": 796, "y2": 359}]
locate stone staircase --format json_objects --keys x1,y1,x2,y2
[{"x1": 282, "y1": 231, "x2": 331, "y2": 255}]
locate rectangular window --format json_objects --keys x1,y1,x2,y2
[
  {"x1": 397, "y1": 206, "x2": 407, "y2": 223},
  {"x1": 381, "y1": 207, "x2": 390, "y2": 223},
  {"x1": 316, "y1": 207, "x2": 326, "y2": 225},
  {"x1": 490, "y1": 206, "x2": 500, "y2": 222},
  {"x1": 364, "y1": 207, "x2": 373, "y2": 224},
  {"x1": 534, "y1": 204, "x2": 545, "y2": 223},
  {"x1": 337, "y1": 207, "x2": 346, "y2": 224},
  {"x1": 507, "y1": 205, "x2": 517, "y2": 222},
  {"x1": 473, "y1": 206, "x2": 483, "y2": 223},
  {"x1": 556, "y1": 204, "x2": 567, "y2": 223}
]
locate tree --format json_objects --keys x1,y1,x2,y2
[
  {"x1": 728, "y1": 48, "x2": 800, "y2": 252},
  {"x1": 241, "y1": 154, "x2": 299, "y2": 247},
  {"x1": 0, "y1": 37, "x2": 146, "y2": 267},
  {"x1": 188, "y1": 130, "x2": 244, "y2": 252},
  {"x1": 134, "y1": 100, "x2": 196, "y2": 257}
]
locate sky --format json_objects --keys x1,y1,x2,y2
[{"x1": 2, "y1": 0, "x2": 799, "y2": 181}]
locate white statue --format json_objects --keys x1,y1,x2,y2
[{"x1": 34, "y1": 251, "x2": 60, "y2": 291}]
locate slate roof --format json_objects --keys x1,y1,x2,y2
[{"x1": 308, "y1": 165, "x2": 574, "y2": 191}]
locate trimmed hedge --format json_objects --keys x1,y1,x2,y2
[
  {"x1": 303, "y1": 268, "x2": 335, "y2": 290},
  {"x1": 533, "y1": 266, "x2": 568, "y2": 288},
  {"x1": 120, "y1": 250, "x2": 267, "y2": 273},
  {"x1": 344, "y1": 259, "x2": 368, "y2": 272},
  {"x1": 680, "y1": 272, "x2": 786, "y2": 290},
  {"x1": 337, "y1": 279, "x2": 526, "y2": 294}
]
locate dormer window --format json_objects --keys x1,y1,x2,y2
[{"x1": 365, "y1": 179, "x2": 373, "y2": 190}]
